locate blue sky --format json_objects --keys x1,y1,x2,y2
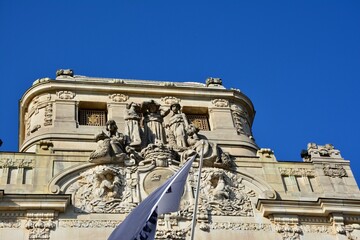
[{"x1": 1, "y1": 1, "x2": 359, "y2": 183}]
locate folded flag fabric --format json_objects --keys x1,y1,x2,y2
[{"x1": 108, "y1": 155, "x2": 196, "y2": 240}]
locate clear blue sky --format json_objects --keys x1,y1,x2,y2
[{"x1": 1, "y1": 1, "x2": 359, "y2": 183}]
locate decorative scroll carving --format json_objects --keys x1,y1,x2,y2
[
  {"x1": 56, "y1": 91, "x2": 75, "y2": 99},
  {"x1": 109, "y1": 93, "x2": 129, "y2": 102},
  {"x1": 44, "y1": 103, "x2": 53, "y2": 126},
  {"x1": 161, "y1": 96, "x2": 181, "y2": 105},
  {"x1": 206, "y1": 77, "x2": 222, "y2": 87},
  {"x1": 70, "y1": 165, "x2": 136, "y2": 213},
  {"x1": 231, "y1": 104, "x2": 253, "y2": 138},
  {"x1": 26, "y1": 219, "x2": 56, "y2": 239},
  {"x1": 0, "y1": 158, "x2": 34, "y2": 168},
  {"x1": 323, "y1": 164, "x2": 347, "y2": 178},
  {"x1": 275, "y1": 224, "x2": 302, "y2": 240},
  {"x1": 279, "y1": 168, "x2": 315, "y2": 177},
  {"x1": 59, "y1": 220, "x2": 119, "y2": 228},
  {"x1": 210, "y1": 222, "x2": 272, "y2": 231},
  {"x1": 211, "y1": 99, "x2": 229, "y2": 108},
  {"x1": 0, "y1": 219, "x2": 21, "y2": 228}
]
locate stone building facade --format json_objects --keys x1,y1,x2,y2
[{"x1": 0, "y1": 70, "x2": 359, "y2": 240}]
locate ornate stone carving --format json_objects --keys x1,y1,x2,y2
[
  {"x1": 56, "y1": 91, "x2": 76, "y2": 99},
  {"x1": 70, "y1": 165, "x2": 136, "y2": 213},
  {"x1": 59, "y1": 220, "x2": 119, "y2": 228},
  {"x1": 109, "y1": 93, "x2": 129, "y2": 102},
  {"x1": 165, "y1": 103, "x2": 189, "y2": 148},
  {"x1": 44, "y1": 103, "x2": 53, "y2": 126},
  {"x1": 0, "y1": 219, "x2": 21, "y2": 228},
  {"x1": 0, "y1": 158, "x2": 34, "y2": 168},
  {"x1": 155, "y1": 228, "x2": 189, "y2": 239},
  {"x1": 161, "y1": 82, "x2": 176, "y2": 87},
  {"x1": 26, "y1": 219, "x2": 56, "y2": 239},
  {"x1": 56, "y1": 69, "x2": 74, "y2": 77},
  {"x1": 111, "y1": 79, "x2": 125, "y2": 84},
  {"x1": 140, "y1": 144, "x2": 178, "y2": 167},
  {"x1": 230, "y1": 104, "x2": 253, "y2": 138},
  {"x1": 279, "y1": 168, "x2": 315, "y2": 177},
  {"x1": 274, "y1": 224, "x2": 302, "y2": 240},
  {"x1": 206, "y1": 77, "x2": 222, "y2": 87},
  {"x1": 211, "y1": 99, "x2": 229, "y2": 108},
  {"x1": 32, "y1": 77, "x2": 51, "y2": 86},
  {"x1": 181, "y1": 168, "x2": 254, "y2": 217},
  {"x1": 161, "y1": 96, "x2": 181, "y2": 105},
  {"x1": 301, "y1": 225, "x2": 332, "y2": 234},
  {"x1": 323, "y1": 164, "x2": 347, "y2": 178},
  {"x1": 210, "y1": 222, "x2": 272, "y2": 231}
]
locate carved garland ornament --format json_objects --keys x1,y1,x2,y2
[
  {"x1": 26, "y1": 219, "x2": 56, "y2": 240},
  {"x1": 0, "y1": 158, "x2": 34, "y2": 168}
]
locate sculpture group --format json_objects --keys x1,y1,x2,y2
[{"x1": 89, "y1": 100, "x2": 231, "y2": 168}]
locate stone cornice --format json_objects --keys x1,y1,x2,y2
[
  {"x1": 256, "y1": 198, "x2": 360, "y2": 217},
  {"x1": 0, "y1": 190, "x2": 71, "y2": 212}
]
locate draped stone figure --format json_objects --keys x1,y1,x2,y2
[
  {"x1": 124, "y1": 102, "x2": 142, "y2": 147},
  {"x1": 141, "y1": 100, "x2": 170, "y2": 146},
  {"x1": 165, "y1": 103, "x2": 189, "y2": 148},
  {"x1": 89, "y1": 120, "x2": 127, "y2": 163}
]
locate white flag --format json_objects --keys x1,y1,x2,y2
[{"x1": 108, "y1": 155, "x2": 196, "y2": 240}]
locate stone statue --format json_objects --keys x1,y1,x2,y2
[
  {"x1": 165, "y1": 103, "x2": 189, "y2": 148},
  {"x1": 124, "y1": 102, "x2": 142, "y2": 147},
  {"x1": 89, "y1": 120, "x2": 127, "y2": 163},
  {"x1": 141, "y1": 100, "x2": 170, "y2": 146}
]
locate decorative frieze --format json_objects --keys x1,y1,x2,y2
[
  {"x1": 279, "y1": 168, "x2": 315, "y2": 177},
  {"x1": 59, "y1": 220, "x2": 119, "y2": 228},
  {"x1": 109, "y1": 93, "x2": 129, "y2": 102},
  {"x1": 301, "y1": 224, "x2": 332, "y2": 234},
  {"x1": 155, "y1": 228, "x2": 189, "y2": 239},
  {"x1": 211, "y1": 99, "x2": 229, "y2": 108},
  {"x1": 56, "y1": 91, "x2": 76, "y2": 100},
  {"x1": 211, "y1": 222, "x2": 272, "y2": 231},
  {"x1": 0, "y1": 158, "x2": 34, "y2": 168},
  {"x1": 0, "y1": 219, "x2": 21, "y2": 228},
  {"x1": 323, "y1": 164, "x2": 347, "y2": 178}
]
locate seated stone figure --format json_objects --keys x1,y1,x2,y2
[
  {"x1": 89, "y1": 120, "x2": 128, "y2": 163},
  {"x1": 181, "y1": 124, "x2": 232, "y2": 168}
]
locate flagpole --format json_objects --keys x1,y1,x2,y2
[{"x1": 190, "y1": 140, "x2": 205, "y2": 240}]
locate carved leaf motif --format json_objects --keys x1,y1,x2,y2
[{"x1": 109, "y1": 93, "x2": 129, "y2": 102}]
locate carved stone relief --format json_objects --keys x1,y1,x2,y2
[
  {"x1": 323, "y1": 164, "x2": 348, "y2": 178},
  {"x1": 211, "y1": 99, "x2": 229, "y2": 108},
  {"x1": 230, "y1": 104, "x2": 253, "y2": 138},
  {"x1": 44, "y1": 103, "x2": 53, "y2": 126},
  {"x1": 56, "y1": 91, "x2": 75, "y2": 100},
  {"x1": 160, "y1": 96, "x2": 181, "y2": 105},
  {"x1": 0, "y1": 158, "x2": 34, "y2": 168},
  {"x1": 109, "y1": 93, "x2": 129, "y2": 102},
  {"x1": 210, "y1": 222, "x2": 272, "y2": 231},
  {"x1": 180, "y1": 168, "x2": 255, "y2": 218},
  {"x1": 26, "y1": 219, "x2": 56, "y2": 239},
  {"x1": 59, "y1": 220, "x2": 119, "y2": 228},
  {"x1": 0, "y1": 219, "x2": 21, "y2": 228},
  {"x1": 206, "y1": 77, "x2": 222, "y2": 87},
  {"x1": 68, "y1": 165, "x2": 136, "y2": 213},
  {"x1": 274, "y1": 224, "x2": 302, "y2": 240},
  {"x1": 279, "y1": 168, "x2": 315, "y2": 177}
]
